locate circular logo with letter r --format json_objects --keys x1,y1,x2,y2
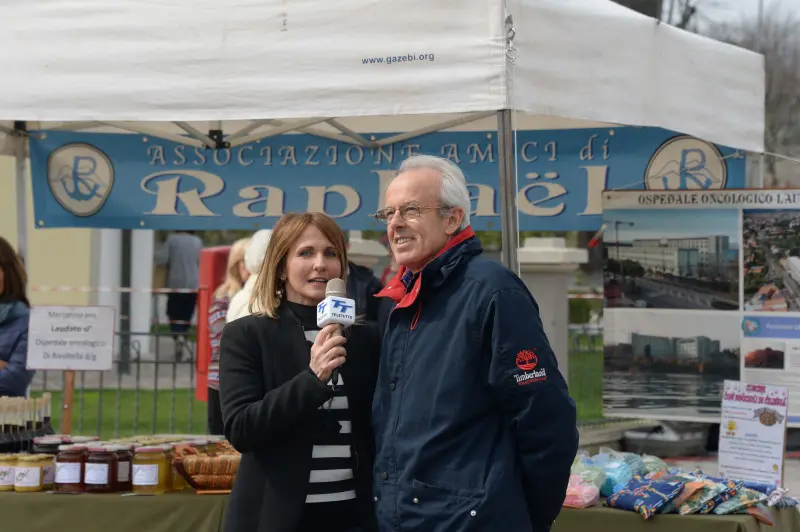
[
  {"x1": 515, "y1": 350, "x2": 538, "y2": 371},
  {"x1": 47, "y1": 143, "x2": 115, "y2": 216},
  {"x1": 645, "y1": 135, "x2": 727, "y2": 190}
]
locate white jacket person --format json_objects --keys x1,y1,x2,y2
[{"x1": 226, "y1": 229, "x2": 272, "y2": 323}]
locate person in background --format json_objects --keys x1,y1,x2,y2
[
  {"x1": 226, "y1": 229, "x2": 272, "y2": 323},
  {"x1": 207, "y1": 237, "x2": 251, "y2": 435},
  {"x1": 0, "y1": 237, "x2": 35, "y2": 397},
  {"x1": 154, "y1": 230, "x2": 203, "y2": 360},
  {"x1": 379, "y1": 249, "x2": 398, "y2": 287},
  {"x1": 371, "y1": 155, "x2": 578, "y2": 531},
  {"x1": 346, "y1": 261, "x2": 383, "y2": 325},
  {"x1": 219, "y1": 213, "x2": 380, "y2": 532}
]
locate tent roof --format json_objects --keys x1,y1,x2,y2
[{"x1": 0, "y1": 0, "x2": 764, "y2": 152}]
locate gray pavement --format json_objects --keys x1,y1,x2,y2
[{"x1": 634, "y1": 277, "x2": 737, "y2": 310}]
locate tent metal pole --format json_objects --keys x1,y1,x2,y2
[
  {"x1": 15, "y1": 132, "x2": 29, "y2": 267},
  {"x1": 174, "y1": 122, "x2": 217, "y2": 149},
  {"x1": 228, "y1": 119, "x2": 359, "y2": 146},
  {"x1": 98, "y1": 122, "x2": 206, "y2": 148},
  {"x1": 226, "y1": 119, "x2": 275, "y2": 142},
  {"x1": 377, "y1": 111, "x2": 495, "y2": 146},
  {"x1": 227, "y1": 117, "x2": 329, "y2": 147},
  {"x1": 325, "y1": 119, "x2": 378, "y2": 147},
  {"x1": 496, "y1": 109, "x2": 519, "y2": 275},
  {"x1": 118, "y1": 230, "x2": 132, "y2": 375}
]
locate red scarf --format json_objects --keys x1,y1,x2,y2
[{"x1": 375, "y1": 227, "x2": 475, "y2": 309}]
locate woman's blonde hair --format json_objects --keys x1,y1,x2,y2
[
  {"x1": 213, "y1": 237, "x2": 251, "y2": 300},
  {"x1": 250, "y1": 213, "x2": 348, "y2": 318}
]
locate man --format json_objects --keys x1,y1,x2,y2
[
  {"x1": 371, "y1": 155, "x2": 578, "y2": 531},
  {"x1": 154, "y1": 230, "x2": 203, "y2": 360}
]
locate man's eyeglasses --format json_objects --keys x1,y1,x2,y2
[{"x1": 373, "y1": 204, "x2": 451, "y2": 225}]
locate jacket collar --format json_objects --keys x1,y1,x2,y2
[
  {"x1": 273, "y1": 305, "x2": 316, "y2": 376},
  {"x1": 376, "y1": 226, "x2": 480, "y2": 309},
  {"x1": 0, "y1": 301, "x2": 28, "y2": 326}
]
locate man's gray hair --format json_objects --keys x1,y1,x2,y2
[{"x1": 398, "y1": 155, "x2": 471, "y2": 230}]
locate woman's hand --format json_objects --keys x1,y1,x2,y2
[{"x1": 309, "y1": 324, "x2": 347, "y2": 382}]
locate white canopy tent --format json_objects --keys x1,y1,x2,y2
[{"x1": 0, "y1": 0, "x2": 765, "y2": 273}]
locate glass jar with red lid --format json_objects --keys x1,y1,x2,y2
[
  {"x1": 55, "y1": 444, "x2": 85, "y2": 494},
  {"x1": 107, "y1": 444, "x2": 133, "y2": 491},
  {"x1": 84, "y1": 446, "x2": 118, "y2": 493}
]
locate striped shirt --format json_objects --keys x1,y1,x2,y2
[
  {"x1": 302, "y1": 328, "x2": 357, "y2": 504},
  {"x1": 207, "y1": 295, "x2": 230, "y2": 391}
]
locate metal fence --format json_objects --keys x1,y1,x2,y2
[
  {"x1": 29, "y1": 329, "x2": 204, "y2": 438},
  {"x1": 29, "y1": 323, "x2": 606, "y2": 437}
]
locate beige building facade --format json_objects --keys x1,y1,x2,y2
[{"x1": 0, "y1": 155, "x2": 94, "y2": 306}]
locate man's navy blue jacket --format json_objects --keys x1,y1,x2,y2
[{"x1": 372, "y1": 228, "x2": 578, "y2": 531}]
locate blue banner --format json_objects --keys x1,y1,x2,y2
[
  {"x1": 29, "y1": 127, "x2": 745, "y2": 231},
  {"x1": 743, "y1": 315, "x2": 800, "y2": 340}
]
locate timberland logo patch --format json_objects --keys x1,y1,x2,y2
[{"x1": 514, "y1": 349, "x2": 547, "y2": 386}]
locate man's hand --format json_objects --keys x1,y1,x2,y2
[{"x1": 0, "y1": 360, "x2": 8, "y2": 370}]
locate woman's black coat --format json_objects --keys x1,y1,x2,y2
[{"x1": 219, "y1": 307, "x2": 380, "y2": 532}]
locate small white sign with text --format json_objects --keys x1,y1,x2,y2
[
  {"x1": 27, "y1": 306, "x2": 115, "y2": 371},
  {"x1": 718, "y1": 380, "x2": 788, "y2": 488}
]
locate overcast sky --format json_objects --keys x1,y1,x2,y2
[{"x1": 696, "y1": 0, "x2": 786, "y2": 26}]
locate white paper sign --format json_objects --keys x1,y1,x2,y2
[
  {"x1": 718, "y1": 380, "x2": 788, "y2": 488},
  {"x1": 27, "y1": 305, "x2": 115, "y2": 371}
]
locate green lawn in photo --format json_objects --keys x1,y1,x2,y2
[
  {"x1": 567, "y1": 333, "x2": 605, "y2": 422},
  {"x1": 30, "y1": 389, "x2": 208, "y2": 439}
]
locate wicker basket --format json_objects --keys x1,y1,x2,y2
[{"x1": 172, "y1": 444, "x2": 240, "y2": 493}]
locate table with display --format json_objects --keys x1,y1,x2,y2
[{"x1": 1, "y1": 492, "x2": 798, "y2": 532}]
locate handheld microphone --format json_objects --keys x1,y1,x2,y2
[{"x1": 316, "y1": 278, "x2": 356, "y2": 384}]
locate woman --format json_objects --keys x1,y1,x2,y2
[
  {"x1": 0, "y1": 237, "x2": 34, "y2": 397},
  {"x1": 207, "y1": 237, "x2": 251, "y2": 435},
  {"x1": 225, "y1": 229, "x2": 272, "y2": 322},
  {"x1": 220, "y1": 213, "x2": 380, "y2": 532}
]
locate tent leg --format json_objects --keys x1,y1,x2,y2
[
  {"x1": 496, "y1": 110, "x2": 519, "y2": 275},
  {"x1": 14, "y1": 134, "x2": 28, "y2": 267},
  {"x1": 119, "y1": 230, "x2": 133, "y2": 375}
]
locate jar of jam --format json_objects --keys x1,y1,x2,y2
[
  {"x1": 67, "y1": 436, "x2": 99, "y2": 445},
  {"x1": 108, "y1": 444, "x2": 133, "y2": 491},
  {"x1": 115, "y1": 443, "x2": 134, "y2": 491},
  {"x1": 14, "y1": 455, "x2": 43, "y2": 492},
  {"x1": 33, "y1": 436, "x2": 63, "y2": 455},
  {"x1": 85, "y1": 447, "x2": 117, "y2": 493},
  {"x1": 55, "y1": 445, "x2": 85, "y2": 494},
  {"x1": 157, "y1": 445, "x2": 176, "y2": 492},
  {"x1": 0, "y1": 454, "x2": 15, "y2": 492},
  {"x1": 39, "y1": 454, "x2": 56, "y2": 490},
  {"x1": 164, "y1": 445, "x2": 187, "y2": 491},
  {"x1": 132, "y1": 446, "x2": 168, "y2": 495}
]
